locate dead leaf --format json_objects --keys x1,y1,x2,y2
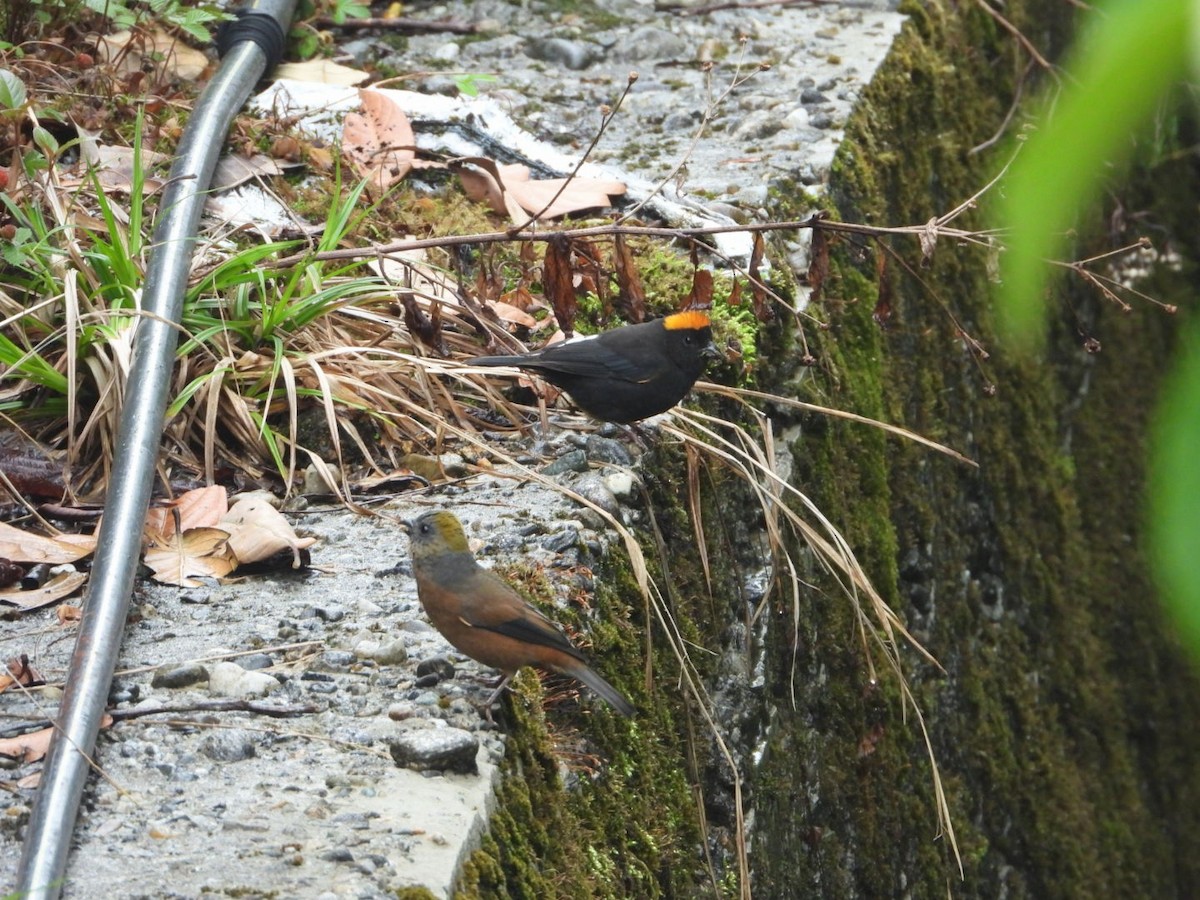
[
  {"x1": 685, "y1": 269, "x2": 714, "y2": 312},
  {"x1": 96, "y1": 29, "x2": 210, "y2": 81},
  {"x1": 212, "y1": 154, "x2": 299, "y2": 192},
  {"x1": 0, "y1": 727, "x2": 53, "y2": 765},
  {"x1": 919, "y1": 216, "x2": 938, "y2": 263},
  {"x1": 543, "y1": 235, "x2": 577, "y2": 336},
  {"x1": 454, "y1": 159, "x2": 624, "y2": 223},
  {"x1": 806, "y1": 224, "x2": 829, "y2": 305},
  {"x1": 0, "y1": 523, "x2": 95, "y2": 564},
  {"x1": 143, "y1": 528, "x2": 236, "y2": 587},
  {"x1": 401, "y1": 291, "x2": 446, "y2": 354},
  {"x1": 0, "y1": 715, "x2": 112, "y2": 765},
  {"x1": 0, "y1": 558, "x2": 22, "y2": 588},
  {"x1": 453, "y1": 157, "x2": 528, "y2": 223},
  {"x1": 612, "y1": 233, "x2": 646, "y2": 323},
  {"x1": 489, "y1": 300, "x2": 539, "y2": 328},
  {"x1": 276, "y1": 59, "x2": 371, "y2": 86},
  {"x1": 0, "y1": 571, "x2": 88, "y2": 612},
  {"x1": 501, "y1": 165, "x2": 625, "y2": 220},
  {"x1": 221, "y1": 498, "x2": 316, "y2": 569},
  {"x1": 873, "y1": 250, "x2": 892, "y2": 329},
  {"x1": 145, "y1": 485, "x2": 228, "y2": 541},
  {"x1": 343, "y1": 89, "x2": 416, "y2": 195},
  {"x1": 0, "y1": 655, "x2": 42, "y2": 693},
  {"x1": 57, "y1": 605, "x2": 82, "y2": 625},
  {"x1": 750, "y1": 231, "x2": 774, "y2": 322}
]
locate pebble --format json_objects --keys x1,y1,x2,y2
[
  {"x1": 540, "y1": 449, "x2": 588, "y2": 475},
  {"x1": 584, "y1": 434, "x2": 633, "y2": 467},
  {"x1": 542, "y1": 527, "x2": 580, "y2": 553},
  {"x1": 389, "y1": 727, "x2": 479, "y2": 774},
  {"x1": 208, "y1": 661, "x2": 281, "y2": 698},
  {"x1": 238, "y1": 653, "x2": 275, "y2": 671},
  {"x1": 415, "y1": 657, "x2": 456, "y2": 681},
  {"x1": 151, "y1": 663, "x2": 208, "y2": 689},
  {"x1": 201, "y1": 730, "x2": 256, "y2": 763},
  {"x1": 524, "y1": 37, "x2": 599, "y2": 70},
  {"x1": 354, "y1": 637, "x2": 408, "y2": 667},
  {"x1": 569, "y1": 473, "x2": 620, "y2": 518},
  {"x1": 603, "y1": 471, "x2": 638, "y2": 501}
]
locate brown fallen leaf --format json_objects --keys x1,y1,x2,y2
[
  {"x1": 96, "y1": 29, "x2": 210, "y2": 81},
  {"x1": 0, "y1": 523, "x2": 95, "y2": 564},
  {"x1": 221, "y1": 497, "x2": 317, "y2": 569},
  {"x1": 343, "y1": 89, "x2": 417, "y2": 195},
  {"x1": 0, "y1": 571, "x2": 88, "y2": 612},
  {"x1": 57, "y1": 605, "x2": 82, "y2": 625},
  {"x1": 452, "y1": 157, "x2": 527, "y2": 223},
  {"x1": 145, "y1": 485, "x2": 228, "y2": 541},
  {"x1": 488, "y1": 300, "x2": 539, "y2": 329},
  {"x1": 0, "y1": 655, "x2": 43, "y2": 693},
  {"x1": 275, "y1": 58, "x2": 371, "y2": 86},
  {"x1": 143, "y1": 528, "x2": 237, "y2": 587},
  {"x1": 0, "y1": 715, "x2": 112, "y2": 765},
  {"x1": 455, "y1": 159, "x2": 625, "y2": 223}
]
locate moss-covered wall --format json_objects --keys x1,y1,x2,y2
[
  {"x1": 453, "y1": 2, "x2": 1200, "y2": 898},
  {"x1": 753, "y1": 1, "x2": 1200, "y2": 897}
]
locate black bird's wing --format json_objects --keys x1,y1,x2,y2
[{"x1": 518, "y1": 337, "x2": 665, "y2": 383}]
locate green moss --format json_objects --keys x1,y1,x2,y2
[
  {"x1": 452, "y1": 547, "x2": 704, "y2": 898},
  {"x1": 749, "y1": 1, "x2": 1200, "y2": 897}
]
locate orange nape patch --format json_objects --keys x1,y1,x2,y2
[{"x1": 663, "y1": 310, "x2": 711, "y2": 331}]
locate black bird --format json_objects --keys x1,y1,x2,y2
[{"x1": 468, "y1": 310, "x2": 719, "y2": 424}]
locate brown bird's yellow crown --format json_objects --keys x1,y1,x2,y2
[
  {"x1": 662, "y1": 310, "x2": 710, "y2": 331},
  {"x1": 408, "y1": 509, "x2": 471, "y2": 559}
]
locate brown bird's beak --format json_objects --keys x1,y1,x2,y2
[{"x1": 399, "y1": 519, "x2": 413, "y2": 536}]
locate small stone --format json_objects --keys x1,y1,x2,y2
[
  {"x1": 525, "y1": 37, "x2": 599, "y2": 70},
  {"x1": 540, "y1": 449, "x2": 588, "y2": 476},
  {"x1": 800, "y1": 87, "x2": 828, "y2": 104},
  {"x1": 603, "y1": 471, "x2": 638, "y2": 500},
  {"x1": 209, "y1": 661, "x2": 280, "y2": 698},
  {"x1": 783, "y1": 106, "x2": 810, "y2": 129},
  {"x1": 151, "y1": 663, "x2": 209, "y2": 689},
  {"x1": 202, "y1": 730, "x2": 256, "y2": 762},
  {"x1": 319, "y1": 650, "x2": 356, "y2": 669},
  {"x1": 570, "y1": 473, "x2": 620, "y2": 518},
  {"x1": 389, "y1": 727, "x2": 479, "y2": 774},
  {"x1": 301, "y1": 605, "x2": 345, "y2": 622},
  {"x1": 734, "y1": 108, "x2": 784, "y2": 140},
  {"x1": 584, "y1": 434, "x2": 633, "y2": 467},
  {"x1": 355, "y1": 638, "x2": 408, "y2": 667},
  {"x1": 416, "y1": 657, "x2": 456, "y2": 681},
  {"x1": 239, "y1": 653, "x2": 274, "y2": 671}
]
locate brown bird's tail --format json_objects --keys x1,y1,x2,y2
[{"x1": 569, "y1": 663, "x2": 636, "y2": 717}]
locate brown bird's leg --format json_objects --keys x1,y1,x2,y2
[{"x1": 480, "y1": 673, "x2": 513, "y2": 722}]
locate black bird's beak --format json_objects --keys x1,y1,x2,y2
[
  {"x1": 399, "y1": 519, "x2": 413, "y2": 536},
  {"x1": 701, "y1": 340, "x2": 723, "y2": 362}
]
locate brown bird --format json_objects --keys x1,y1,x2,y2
[
  {"x1": 405, "y1": 509, "x2": 635, "y2": 717},
  {"x1": 467, "y1": 310, "x2": 720, "y2": 423}
]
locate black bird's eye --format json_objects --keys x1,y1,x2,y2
[{"x1": 683, "y1": 334, "x2": 694, "y2": 344}]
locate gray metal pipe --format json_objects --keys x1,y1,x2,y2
[{"x1": 16, "y1": 4, "x2": 296, "y2": 896}]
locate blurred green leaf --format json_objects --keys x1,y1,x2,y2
[
  {"x1": 1149, "y1": 321, "x2": 1200, "y2": 652},
  {"x1": 998, "y1": 0, "x2": 1190, "y2": 349}
]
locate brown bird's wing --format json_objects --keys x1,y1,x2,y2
[{"x1": 458, "y1": 580, "x2": 588, "y2": 663}]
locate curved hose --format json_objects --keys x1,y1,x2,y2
[{"x1": 16, "y1": 3, "x2": 297, "y2": 896}]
